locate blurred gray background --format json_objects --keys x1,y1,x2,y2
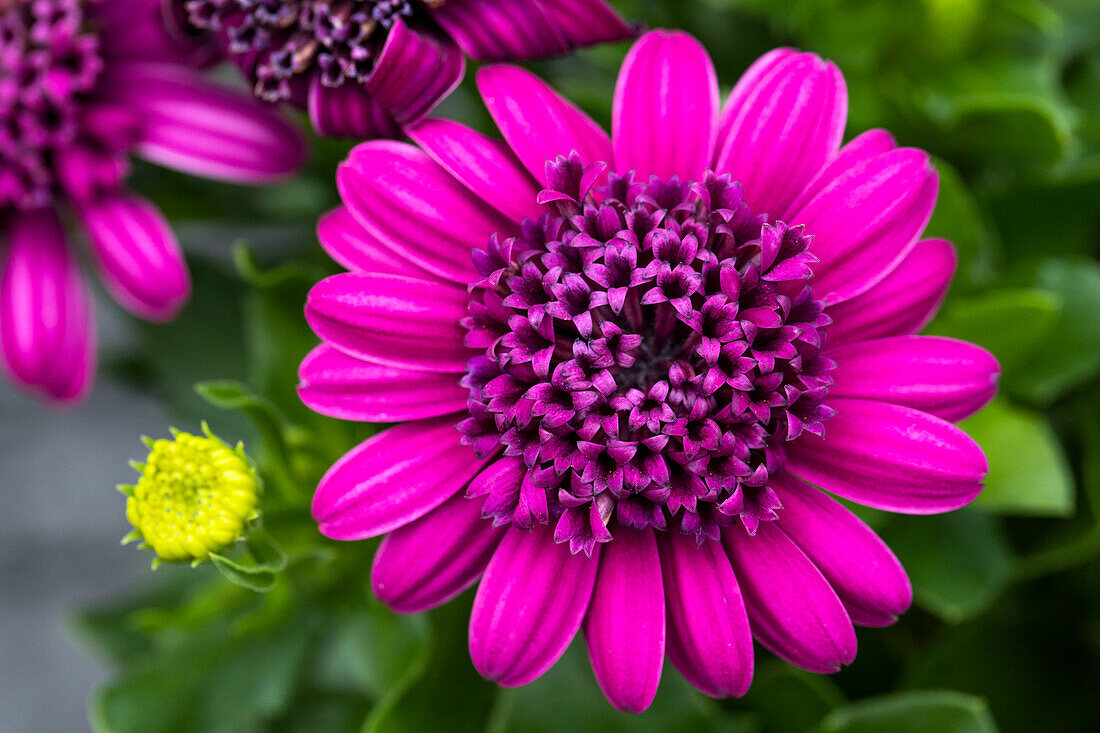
[
  {"x1": 0, "y1": 225, "x2": 302, "y2": 732},
  {"x1": 0, "y1": 300, "x2": 159, "y2": 732}
]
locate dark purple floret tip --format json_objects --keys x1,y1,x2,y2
[{"x1": 459, "y1": 153, "x2": 836, "y2": 554}]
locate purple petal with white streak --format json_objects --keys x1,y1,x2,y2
[
  {"x1": 305, "y1": 272, "x2": 472, "y2": 372},
  {"x1": 317, "y1": 207, "x2": 438, "y2": 278},
  {"x1": 0, "y1": 210, "x2": 95, "y2": 403},
  {"x1": 433, "y1": 0, "x2": 569, "y2": 60},
  {"x1": 298, "y1": 343, "x2": 467, "y2": 422},
  {"x1": 366, "y1": 18, "x2": 465, "y2": 126},
  {"x1": 583, "y1": 527, "x2": 665, "y2": 713},
  {"x1": 104, "y1": 63, "x2": 305, "y2": 183},
  {"x1": 612, "y1": 30, "x2": 719, "y2": 181},
  {"x1": 407, "y1": 118, "x2": 543, "y2": 223},
  {"x1": 826, "y1": 238, "x2": 957, "y2": 347},
  {"x1": 372, "y1": 491, "x2": 505, "y2": 613},
  {"x1": 658, "y1": 529, "x2": 753, "y2": 698},
  {"x1": 313, "y1": 417, "x2": 487, "y2": 540},
  {"x1": 308, "y1": 78, "x2": 399, "y2": 140},
  {"x1": 782, "y1": 129, "x2": 897, "y2": 219},
  {"x1": 538, "y1": 0, "x2": 637, "y2": 50},
  {"x1": 338, "y1": 141, "x2": 517, "y2": 283},
  {"x1": 724, "y1": 522, "x2": 857, "y2": 673},
  {"x1": 828, "y1": 336, "x2": 1000, "y2": 422},
  {"x1": 788, "y1": 397, "x2": 987, "y2": 514},
  {"x1": 772, "y1": 471, "x2": 912, "y2": 627},
  {"x1": 76, "y1": 191, "x2": 189, "y2": 321},
  {"x1": 477, "y1": 65, "x2": 612, "y2": 185},
  {"x1": 787, "y1": 147, "x2": 938, "y2": 303},
  {"x1": 470, "y1": 523, "x2": 600, "y2": 686},
  {"x1": 714, "y1": 51, "x2": 847, "y2": 216}
]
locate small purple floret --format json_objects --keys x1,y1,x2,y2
[{"x1": 459, "y1": 153, "x2": 836, "y2": 552}]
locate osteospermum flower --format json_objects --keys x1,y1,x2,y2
[
  {"x1": 0, "y1": 0, "x2": 304, "y2": 402},
  {"x1": 299, "y1": 30, "x2": 1000, "y2": 712},
  {"x1": 169, "y1": 0, "x2": 635, "y2": 137}
]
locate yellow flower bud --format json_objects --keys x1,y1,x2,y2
[{"x1": 121, "y1": 423, "x2": 260, "y2": 566}]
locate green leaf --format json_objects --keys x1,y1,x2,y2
[
  {"x1": 195, "y1": 380, "x2": 303, "y2": 501},
  {"x1": 364, "y1": 600, "x2": 496, "y2": 733},
  {"x1": 917, "y1": 58, "x2": 1073, "y2": 169},
  {"x1": 882, "y1": 511, "x2": 1014, "y2": 623},
  {"x1": 924, "y1": 289, "x2": 1060, "y2": 383},
  {"x1": 819, "y1": 690, "x2": 998, "y2": 733},
  {"x1": 999, "y1": 259, "x2": 1100, "y2": 405},
  {"x1": 924, "y1": 158, "x2": 999, "y2": 290},
  {"x1": 91, "y1": 619, "x2": 314, "y2": 733},
  {"x1": 306, "y1": 605, "x2": 428, "y2": 700},
  {"x1": 103, "y1": 257, "x2": 250, "y2": 429},
  {"x1": 962, "y1": 399, "x2": 1075, "y2": 516},
  {"x1": 487, "y1": 641, "x2": 752, "y2": 733},
  {"x1": 209, "y1": 554, "x2": 278, "y2": 593},
  {"x1": 741, "y1": 661, "x2": 846, "y2": 733}
]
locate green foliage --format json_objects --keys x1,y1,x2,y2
[
  {"x1": 963, "y1": 400, "x2": 1075, "y2": 516},
  {"x1": 819, "y1": 690, "x2": 998, "y2": 733},
  {"x1": 884, "y1": 511, "x2": 1015, "y2": 623},
  {"x1": 80, "y1": 1, "x2": 1100, "y2": 731}
]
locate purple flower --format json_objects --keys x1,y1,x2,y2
[
  {"x1": 0, "y1": 0, "x2": 306, "y2": 402},
  {"x1": 299, "y1": 31, "x2": 1000, "y2": 712},
  {"x1": 170, "y1": 0, "x2": 636, "y2": 137}
]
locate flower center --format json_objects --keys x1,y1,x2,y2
[
  {"x1": 0, "y1": 0, "x2": 106, "y2": 209},
  {"x1": 180, "y1": 0, "x2": 444, "y2": 102},
  {"x1": 123, "y1": 428, "x2": 260, "y2": 563},
  {"x1": 459, "y1": 154, "x2": 835, "y2": 554}
]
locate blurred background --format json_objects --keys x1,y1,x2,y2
[{"x1": 3, "y1": 0, "x2": 1100, "y2": 730}]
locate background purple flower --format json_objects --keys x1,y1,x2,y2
[
  {"x1": 170, "y1": 0, "x2": 636, "y2": 138},
  {"x1": 299, "y1": 30, "x2": 1000, "y2": 712},
  {"x1": 0, "y1": 0, "x2": 306, "y2": 402}
]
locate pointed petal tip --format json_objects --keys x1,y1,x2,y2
[{"x1": 470, "y1": 525, "x2": 600, "y2": 687}]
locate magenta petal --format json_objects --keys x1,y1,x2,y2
[
  {"x1": 828, "y1": 336, "x2": 1000, "y2": 422},
  {"x1": 298, "y1": 343, "x2": 467, "y2": 422},
  {"x1": 826, "y1": 238, "x2": 957, "y2": 347},
  {"x1": 76, "y1": 192, "x2": 190, "y2": 321},
  {"x1": 94, "y1": 0, "x2": 211, "y2": 65},
  {"x1": 432, "y1": 0, "x2": 569, "y2": 60},
  {"x1": 788, "y1": 397, "x2": 987, "y2": 514},
  {"x1": 308, "y1": 77, "x2": 399, "y2": 139},
  {"x1": 539, "y1": 0, "x2": 637, "y2": 49},
  {"x1": 724, "y1": 522, "x2": 857, "y2": 673},
  {"x1": 470, "y1": 523, "x2": 601, "y2": 686},
  {"x1": 313, "y1": 417, "x2": 487, "y2": 540},
  {"x1": 787, "y1": 147, "x2": 938, "y2": 303},
  {"x1": 0, "y1": 210, "x2": 95, "y2": 403},
  {"x1": 477, "y1": 65, "x2": 612, "y2": 185},
  {"x1": 372, "y1": 491, "x2": 505, "y2": 613},
  {"x1": 772, "y1": 472, "x2": 912, "y2": 627},
  {"x1": 583, "y1": 527, "x2": 665, "y2": 713},
  {"x1": 714, "y1": 51, "x2": 847, "y2": 216},
  {"x1": 317, "y1": 207, "x2": 439, "y2": 278},
  {"x1": 366, "y1": 17, "x2": 465, "y2": 126},
  {"x1": 657, "y1": 530, "x2": 753, "y2": 698},
  {"x1": 338, "y1": 141, "x2": 517, "y2": 283},
  {"x1": 105, "y1": 63, "x2": 305, "y2": 183},
  {"x1": 714, "y1": 49, "x2": 795, "y2": 163},
  {"x1": 305, "y1": 272, "x2": 471, "y2": 372},
  {"x1": 612, "y1": 30, "x2": 719, "y2": 181},
  {"x1": 407, "y1": 118, "x2": 543, "y2": 223},
  {"x1": 782, "y1": 128, "x2": 897, "y2": 219}
]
